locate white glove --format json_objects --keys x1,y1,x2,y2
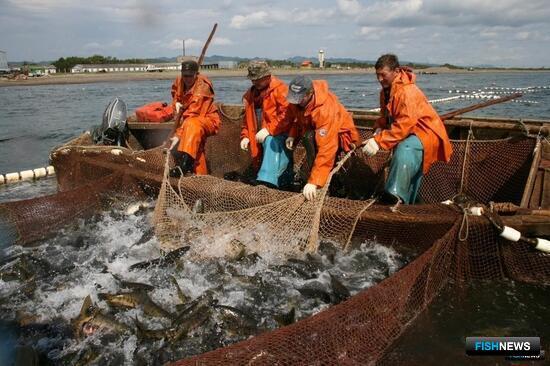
[
  {"x1": 374, "y1": 128, "x2": 382, "y2": 136},
  {"x1": 169, "y1": 136, "x2": 180, "y2": 150},
  {"x1": 255, "y1": 128, "x2": 270, "y2": 144},
  {"x1": 285, "y1": 137, "x2": 295, "y2": 150},
  {"x1": 362, "y1": 138, "x2": 379, "y2": 157},
  {"x1": 303, "y1": 183, "x2": 318, "y2": 201},
  {"x1": 240, "y1": 137, "x2": 250, "y2": 151},
  {"x1": 175, "y1": 102, "x2": 183, "y2": 114}
]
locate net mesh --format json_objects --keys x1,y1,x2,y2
[{"x1": 2, "y1": 104, "x2": 548, "y2": 365}]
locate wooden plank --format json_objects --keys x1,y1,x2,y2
[
  {"x1": 501, "y1": 215, "x2": 550, "y2": 237},
  {"x1": 128, "y1": 122, "x2": 174, "y2": 130},
  {"x1": 528, "y1": 170, "x2": 544, "y2": 209},
  {"x1": 521, "y1": 138, "x2": 542, "y2": 208},
  {"x1": 542, "y1": 168, "x2": 550, "y2": 209}
]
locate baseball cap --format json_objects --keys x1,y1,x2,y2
[{"x1": 287, "y1": 75, "x2": 313, "y2": 104}]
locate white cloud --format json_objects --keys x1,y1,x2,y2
[
  {"x1": 82, "y1": 39, "x2": 124, "y2": 50},
  {"x1": 230, "y1": 7, "x2": 335, "y2": 29},
  {"x1": 163, "y1": 38, "x2": 203, "y2": 50},
  {"x1": 83, "y1": 42, "x2": 102, "y2": 50},
  {"x1": 338, "y1": 0, "x2": 550, "y2": 28},
  {"x1": 230, "y1": 11, "x2": 270, "y2": 29},
  {"x1": 325, "y1": 33, "x2": 343, "y2": 41},
  {"x1": 110, "y1": 40, "x2": 124, "y2": 47},
  {"x1": 359, "y1": 27, "x2": 382, "y2": 41},
  {"x1": 212, "y1": 37, "x2": 233, "y2": 46},
  {"x1": 337, "y1": 0, "x2": 362, "y2": 17}
]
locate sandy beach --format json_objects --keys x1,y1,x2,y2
[{"x1": 1, "y1": 66, "x2": 548, "y2": 88}]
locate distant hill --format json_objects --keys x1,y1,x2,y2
[{"x1": 7, "y1": 54, "x2": 544, "y2": 70}]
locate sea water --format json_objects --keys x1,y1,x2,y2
[{"x1": 0, "y1": 72, "x2": 549, "y2": 365}]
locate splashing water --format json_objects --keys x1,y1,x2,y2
[{"x1": 0, "y1": 198, "x2": 406, "y2": 365}]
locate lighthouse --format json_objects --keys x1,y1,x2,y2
[{"x1": 318, "y1": 49, "x2": 325, "y2": 69}]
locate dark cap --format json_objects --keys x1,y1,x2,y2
[
  {"x1": 247, "y1": 60, "x2": 271, "y2": 80},
  {"x1": 180, "y1": 56, "x2": 199, "y2": 76},
  {"x1": 287, "y1": 75, "x2": 313, "y2": 104}
]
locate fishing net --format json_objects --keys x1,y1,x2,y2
[{"x1": 2, "y1": 104, "x2": 548, "y2": 365}]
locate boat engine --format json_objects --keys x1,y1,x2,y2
[{"x1": 92, "y1": 97, "x2": 128, "y2": 146}]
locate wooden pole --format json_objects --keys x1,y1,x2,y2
[
  {"x1": 520, "y1": 138, "x2": 542, "y2": 208},
  {"x1": 439, "y1": 93, "x2": 522, "y2": 121},
  {"x1": 198, "y1": 23, "x2": 218, "y2": 66}
]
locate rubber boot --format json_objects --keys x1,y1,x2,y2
[
  {"x1": 256, "y1": 135, "x2": 293, "y2": 188},
  {"x1": 385, "y1": 135, "x2": 424, "y2": 204},
  {"x1": 170, "y1": 151, "x2": 195, "y2": 178}
]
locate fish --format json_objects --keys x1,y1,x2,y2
[
  {"x1": 128, "y1": 246, "x2": 190, "y2": 271},
  {"x1": 269, "y1": 264, "x2": 317, "y2": 280},
  {"x1": 125, "y1": 200, "x2": 153, "y2": 216},
  {"x1": 133, "y1": 227, "x2": 155, "y2": 247},
  {"x1": 137, "y1": 303, "x2": 212, "y2": 343},
  {"x1": 273, "y1": 307, "x2": 296, "y2": 327},
  {"x1": 59, "y1": 347, "x2": 100, "y2": 366},
  {"x1": 238, "y1": 252, "x2": 262, "y2": 265},
  {"x1": 170, "y1": 275, "x2": 190, "y2": 304},
  {"x1": 98, "y1": 291, "x2": 172, "y2": 319},
  {"x1": 71, "y1": 295, "x2": 132, "y2": 338},
  {"x1": 287, "y1": 258, "x2": 323, "y2": 274},
  {"x1": 110, "y1": 273, "x2": 154, "y2": 292},
  {"x1": 329, "y1": 273, "x2": 351, "y2": 304},
  {"x1": 214, "y1": 304, "x2": 258, "y2": 336},
  {"x1": 173, "y1": 290, "x2": 218, "y2": 325},
  {"x1": 297, "y1": 281, "x2": 332, "y2": 304},
  {"x1": 225, "y1": 239, "x2": 246, "y2": 261},
  {"x1": 318, "y1": 241, "x2": 338, "y2": 264},
  {"x1": 135, "y1": 318, "x2": 180, "y2": 342}
]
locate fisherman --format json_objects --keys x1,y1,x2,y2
[
  {"x1": 362, "y1": 54, "x2": 453, "y2": 204},
  {"x1": 286, "y1": 75, "x2": 360, "y2": 200},
  {"x1": 167, "y1": 56, "x2": 221, "y2": 177},
  {"x1": 240, "y1": 61, "x2": 292, "y2": 187}
]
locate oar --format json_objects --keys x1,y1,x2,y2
[{"x1": 168, "y1": 23, "x2": 219, "y2": 144}]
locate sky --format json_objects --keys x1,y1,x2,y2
[{"x1": 1, "y1": 0, "x2": 549, "y2": 67}]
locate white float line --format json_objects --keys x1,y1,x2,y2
[
  {"x1": 0, "y1": 166, "x2": 56, "y2": 185},
  {"x1": 366, "y1": 89, "x2": 538, "y2": 113}
]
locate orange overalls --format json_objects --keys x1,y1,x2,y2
[
  {"x1": 374, "y1": 69, "x2": 452, "y2": 174},
  {"x1": 241, "y1": 76, "x2": 290, "y2": 169},
  {"x1": 288, "y1": 80, "x2": 360, "y2": 187},
  {"x1": 171, "y1": 74, "x2": 220, "y2": 175}
]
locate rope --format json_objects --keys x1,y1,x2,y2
[
  {"x1": 458, "y1": 207, "x2": 470, "y2": 242},
  {"x1": 306, "y1": 148, "x2": 356, "y2": 252},
  {"x1": 343, "y1": 198, "x2": 377, "y2": 251},
  {"x1": 458, "y1": 122, "x2": 474, "y2": 195}
]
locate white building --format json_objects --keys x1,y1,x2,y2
[
  {"x1": 0, "y1": 50, "x2": 9, "y2": 72},
  {"x1": 71, "y1": 62, "x2": 188, "y2": 73},
  {"x1": 71, "y1": 63, "x2": 148, "y2": 73},
  {"x1": 218, "y1": 60, "x2": 238, "y2": 69}
]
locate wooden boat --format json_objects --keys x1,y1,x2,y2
[
  {"x1": 123, "y1": 103, "x2": 550, "y2": 237},
  {"x1": 5, "y1": 102, "x2": 548, "y2": 366}
]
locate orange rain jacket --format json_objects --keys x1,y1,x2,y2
[
  {"x1": 374, "y1": 69, "x2": 452, "y2": 174},
  {"x1": 241, "y1": 76, "x2": 290, "y2": 168},
  {"x1": 288, "y1": 80, "x2": 360, "y2": 187},
  {"x1": 170, "y1": 74, "x2": 221, "y2": 174}
]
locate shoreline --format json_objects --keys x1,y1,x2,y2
[{"x1": 1, "y1": 67, "x2": 549, "y2": 88}]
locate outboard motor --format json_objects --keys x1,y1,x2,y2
[{"x1": 92, "y1": 97, "x2": 128, "y2": 146}]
